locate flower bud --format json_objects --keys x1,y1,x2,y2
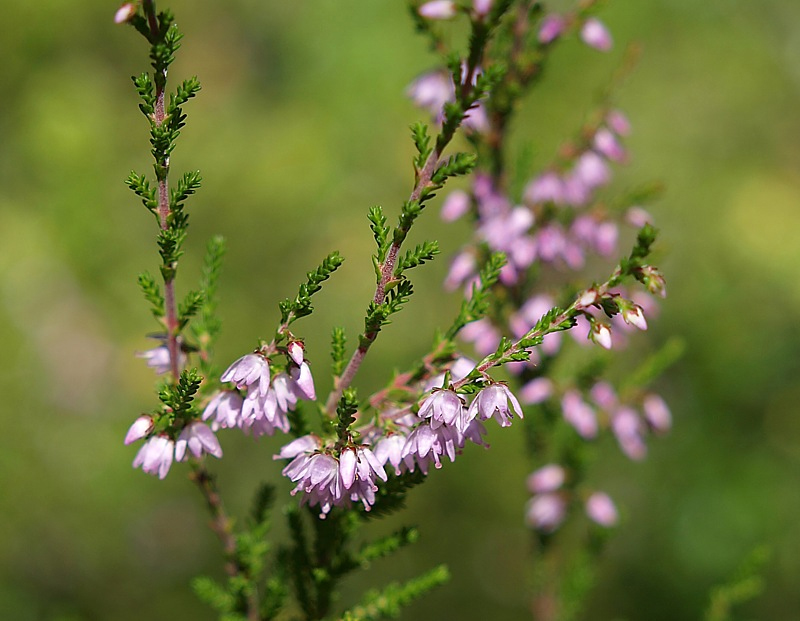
[
  {"x1": 114, "y1": 3, "x2": 137, "y2": 24},
  {"x1": 125, "y1": 415, "x2": 154, "y2": 445},
  {"x1": 441, "y1": 190, "x2": 471, "y2": 222},
  {"x1": 473, "y1": 0, "x2": 493, "y2": 17},
  {"x1": 589, "y1": 322, "x2": 613, "y2": 349},
  {"x1": 586, "y1": 492, "x2": 619, "y2": 527},
  {"x1": 622, "y1": 304, "x2": 648, "y2": 330},
  {"x1": 581, "y1": 18, "x2": 613, "y2": 52},
  {"x1": 538, "y1": 15, "x2": 566, "y2": 44},
  {"x1": 527, "y1": 464, "x2": 565, "y2": 494},
  {"x1": 419, "y1": 1, "x2": 457, "y2": 19}
]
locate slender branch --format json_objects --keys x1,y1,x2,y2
[{"x1": 143, "y1": 0, "x2": 181, "y2": 381}]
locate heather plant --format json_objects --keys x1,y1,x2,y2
[{"x1": 117, "y1": 1, "x2": 673, "y2": 619}]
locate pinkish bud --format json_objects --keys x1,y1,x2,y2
[
  {"x1": 593, "y1": 128, "x2": 626, "y2": 162},
  {"x1": 622, "y1": 304, "x2": 647, "y2": 330},
  {"x1": 419, "y1": 0, "x2": 457, "y2": 19},
  {"x1": 625, "y1": 206, "x2": 653, "y2": 228},
  {"x1": 527, "y1": 464, "x2": 565, "y2": 494},
  {"x1": 640, "y1": 265, "x2": 667, "y2": 297},
  {"x1": 581, "y1": 18, "x2": 613, "y2": 52},
  {"x1": 586, "y1": 492, "x2": 619, "y2": 527},
  {"x1": 643, "y1": 394, "x2": 671, "y2": 433},
  {"x1": 473, "y1": 0, "x2": 493, "y2": 17},
  {"x1": 577, "y1": 289, "x2": 598, "y2": 309},
  {"x1": 520, "y1": 377, "x2": 554, "y2": 405},
  {"x1": 589, "y1": 381, "x2": 617, "y2": 410},
  {"x1": 441, "y1": 190, "x2": 471, "y2": 222},
  {"x1": 538, "y1": 15, "x2": 566, "y2": 44},
  {"x1": 607, "y1": 109, "x2": 631, "y2": 136},
  {"x1": 114, "y1": 3, "x2": 137, "y2": 24},
  {"x1": 125, "y1": 415, "x2": 154, "y2": 445},
  {"x1": 525, "y1": 493, "x2": 566, "y2": 532},
  {"x1": 590, "y1": 322, "x2": 613, "y2": 349},
  {"x1": 287, "y1": 341, "x2": 305, "y2": 366}
]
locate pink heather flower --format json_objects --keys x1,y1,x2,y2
[
  {"x1": 622, "y1": 304, "x2": 648, "y2": 330},
  {"x1": 401, "y1": 422, "x2": 463, "y2": 473},
  {"x1": 574, "y1": 151, "x2": 611, "y2": 189},
  {"x1": 538, "y1": 14, "x2": 566, "y2": 44},
  {"x1": 132, "y1": 435, "x2": 174, "y2": 479},
  {"x1": 524, "y1": 171, "x2": 565, "y2": 205},
  {"x1": 287, "y1": 341, "x2": 305, "y2": 366},
  {"x1": 577, "y1": 289, "x2": 599, "y2": 309},
  {"x1": 525, "y1": 493, "x2": 566, "y2": 532},
  {"x1": 581, "y1": 18, "x2": 613, "y2": 52},
  {"x1": 468, "y1": 383, "x2": 524, "y2": 427},
  {"x1": 338, "y1": 446, "x2": 387, "y2": 490},
  {"x1": 441, "y1": 190, "x2": 471, "y2": 222},
  {"x1": 643, "y1": 394, "x2": 671, "y2": 433},
  {"x1": 534, "y1": 224, "x2": 566, "y2": 263},
  {"x1": 607, "y1": 109, "x2": 631, "y2": 136},
  {"x1": 418, "y1": 388, "x2": 469, "y2": 431},
  {"x1": 527, "y1": 464, "x2": 565, "y2": 494},
  {"x1": 586, "y1": 492, "x2": 619, "y2": 527},
  {"x1": 241, "y1": 386, "x2": 290, "y2": 436},
  {"x1": 625, "y1": 206, "x2": 653, "y2": 228},
  {"x1": 202, "y1": 391, "x2": 244, "y2": 429},
  {"x1": 221, "y1": 353, "x2": 270, "y2": 396},
  {"x1": 175, "y1": 422, "x2": 223, "y2": 461},
  {"x1": 594, "y1": 128, "x2": 626, "y2": 162},
  {"x1": 520, "y1": 377, "x2": 554, "y2": 405},
  {"x1": 589, "y1": 322, "x2": 613, "y2": 349},
  {"x1": 407, "y1": 70, "x2": 454, "y2": 115},
  {"x1": 136, "y1": 343, "x2": 185, "y2": 375},
  {"x1": 612, "y1": 407, "x2": 647, "y2": 460},
  {"x1": 589, "y1": 381, "x2": 617, "y2": 410},
  {"x1": 291, "y1": 362, "x2": 316, "y2": 400},
  {"x1": 124, "y1": 415, "x2": 154, "y2": 445},
  {"x1": 114, "y1": 3, "x2": 136, "y2": 24},
  {"x1": 594, "y1": 221, "x2": 619, "y2": 256},
  {"x1": 374, "y1": 432, "x2": 408, "y2": 475},
  {"x1": 562, "y1": 390, "x2": 598, "y2": 439},
  {"x1": 460, "y1": 318, "x2": 501, "y2": 356},
  {"x1": 463, "y1": 102, "x2": 489, "y2": 133},
  {"x1": 419, "y1": 0, "x2": 457, "y2": 19},
  {"x1": 275, "y1": 435, "x2": 321, "y2": 460},
  {"x1": 473, "y1": 0, "x2": 492, "y2": 17},
  {"x1": 561, "y1": 174, "x2": 591, "y2": 206},
  {"x1": 444, "y1": 251, "x2": 477, "y2": 291}
]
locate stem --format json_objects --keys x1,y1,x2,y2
[
  {"x1": 190, "y1": 463, "x2": 261, "y2": 621},
  {"x1": 323, "y1": 23, "x2": 493, "y2": 416},
  {"x1": 143, "y1": 0, "x2": 181, "y2": 382}
]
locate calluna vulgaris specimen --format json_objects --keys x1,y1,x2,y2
[{"x1": 117, "y1": 1, "x2": 671, "y2": 619}]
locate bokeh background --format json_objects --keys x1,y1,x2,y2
[{"x1": 2, "y1": 1, "x2": 800, "y2": 619}]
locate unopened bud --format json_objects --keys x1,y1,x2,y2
[
  {"x1": 114, "y1": 3, "x2": 137, "y2": 24},
  {"x1": 581, "y1": 18, "x2": 613, "y2": 52},
  {"x1": 419, "y1": 0, "x2": 457, "y2": 19},
  {"x1": 590, "y1": 322, "x2": 613, "y2": 350}
]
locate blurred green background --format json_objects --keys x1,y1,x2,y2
[{"x1": 2, "y1": 1, "x2": 800, "y2": 619}]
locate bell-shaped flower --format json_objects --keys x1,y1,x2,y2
[
  {"x1": 418, "y1": 388, "x2": 468, "y2": 431},
  {"x1": 175, "y1": 422, "x2": 223, "y2": 461},
  {"x1": 527, "y1": 464, "x2": 565, "y2": 494},
  {"x1": 525, "y1": 493, "x2": 566, "y2": 532},
  {"x1": 581, "y1": 18, "x2": 613, "y2": 51},
  {"x1": 419, "y1": 0, "x2": 457, "y2": 20},
  {"x1": 586, "y1": 492, "x2": 619, "y2": 527},
  {"x1": 538, "y1": 14, "x2": 566, "y2": 44},
  {"x1": 202, "y1": 391, "x2": 244, "y2": 429},
  {"x1": 221, "y1": 353, "x2": 270, "y2": 396},
  {"x1": 643, "y1": 394, "x2": 671, "y2": 433},
  {"x1": 467, "y1": 383, "x2": 524, "y2": 427},
  {"x1": 132, "y1": 435, "x2": 175, "y2": 479},
  {"x1": 125, "y1": 415, "x2": 154, "y2": 445}
]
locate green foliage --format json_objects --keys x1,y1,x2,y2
[
  {"x1": 445, "y1": 251, "x2": 506, "y2": 339},
  {"x1": 177, "y1": 289, "x2": 204, "y2": 330},
  {"x1": 331, "y1": 327, "x2": 348, "y2": 377},
  {"x1": 362, "y1": 279, "x2": 414, "y2": 342},
  {"x1": 340, "y1": 565, "x2": 450, "y2": 621},
  {"x1": 125, "y1": 170, "x2": 158, "y2": 216},
  {"x1": 192, "y1": 236, "x2": 226, "y2": 364},
  {"x1": 137, "y1": 271, "x2": 165, "y2": 320},
  {"x1": 430, "y1": 152, "x2": 477, "y2": 185},
  {"x1": 170, "y1": 170, "x2": 202, "y2": 212},
  {"x1": 158, "y1": 368, "x2": 202, "y2": 424},
  {"x1": 705, "y1": 547, "x2": 770, "y2": 621},
  {"x1": 394, "y1": 240, "x2": 440, "y2": 275},
  {"x1": 192, "y1": 576, "x2": 235, "y2": 617},
  {"x1": 131, "y1": 73, "x2": 155, "y2": 117},
  {"x1": 356, "y1": 527, "x2": 419, "y2": 566},
  {"x1": 279, "y1": 251, "x2": 345, "y2": 324},
  {"x1": 410, "y1": 122, "x2": 432, "y2": 171},
  {"x1": 369, "y1": 206, "x2": 391, "y2": 265},
  {"x1": 336, "y1": 388, "x2": 359, "y2": 440},
  {"x1": 365, "y1": 470, "x2": 426, "y2": 519}
]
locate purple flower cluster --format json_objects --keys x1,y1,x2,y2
[
  {"x1": 524, "y1": 463, "x2": 619, "y2": 532},
  {"x1": 125, "y1": 417, "x2": 222, "y2": 480},
  {"x1": 203, "y1": 344, "x2": 316, "y2": 438},
  {"x1": 274, "y1": 361, "x2": 525, "y2": 516}
]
